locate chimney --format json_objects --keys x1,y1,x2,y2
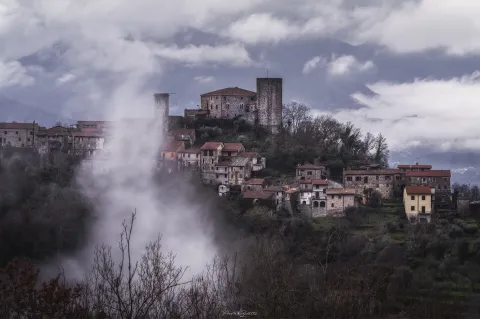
[{"x1": 415, "y1": 162, "x2": 419, "y2": 165}]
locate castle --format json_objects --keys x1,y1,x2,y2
[{"x1": 182, "y1": 77, "x2": 283, "y2": 134}]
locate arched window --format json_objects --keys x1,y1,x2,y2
[
  {"x1": 313, "y1": 201, "x2": 319, "y2": 207},
  {"x1": 302, "y1": 201, "x2": 307, "y2": 205},
  {"x1": 320, "y1": 201, "x2": 326, "y2": 207}
]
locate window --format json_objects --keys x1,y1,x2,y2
[
  {"x1": 411, "y1": 195, "x2": 415, "y2": 200},
  {"x1": 27, "y1": 138, "x2": 30, "y2": 142},
  {"x1": 376, "y1": 176, "x2": 379, "y2": 180},
  {"x1": 302, "y1": 201, "x2": 307, "y2": 205},
  {"x1": 216, "y1": 105, "x2": 218, "y2": 110},
  {"x1": 227, "y1": 104, "x2": 230, "y2": 109},
  {"x1": 355, "y1": 176, "x2": 361, "y2": 181},
  {"x1": 422, "y1": 178, "x2": 426, "y2": 182},
  {"x1": 314, "y1": 201, "x2": 319, "y2": 208},
  {"x1": 323, "y1": 188, "x2": 326, "y2": 194},
  {"x1": 363, "y1": 176, "x2": 368, "y2": 183},
  {"x1": 29, "y1": 131, "x2": 33, "y2": 135},
  {"x1": 346, "y1": 176, "x2": 352, "y2": 181},
  {"x1": 396, "y1": 176, "x2": 400, "y2": 180},
  {"x1": 3, "y1": 131, "x2": 6, "y2": 134},
  {"x1": 307, "y1": 171, "x2": 312, "y2": 175},
  {"x1": 331, "y1": 203, "x2": 334, "y2": 207},
  {"x1": 337, "y1": 195, "x2": 341, "y2": 199},
  {"x1": 18, "y1": 138, "x2": 21, "y2": 141},
  {"x1": 15, "y1": 131, "x2": 18, "y2": 135},
  {"x1": 330, "y1": 195, "x2": 334, "y2": 199},
  {"x1": 410, "y1": 206, "x2": 415, "y2": 211},
  {"x1": 421, "y1": 195, "x2": 426, "y2": 200},
  {"x1": 320, "y1": 201, "x2": 325, "y2": 207}
]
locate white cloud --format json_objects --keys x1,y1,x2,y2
[
  {"x1": 351, "y1": 0, "x2": 480, "y2": 55},
  {"x1": 318, "y1": 72, "x2": 480, "y2": 151},
  {"x1": 194, "y1": 75, "x2": 215, "y2": 83},
  {"x1": 152, "y1": 43, "x2": 252, "y2": 67},
  {"x1": 327, "y1": 55, "x2": 374, "y2": 76},
  {"x1": 0, "y1": 60, "x2": 34, "y2": 88},
  {"x1": 56, "y1": 73, "x2": 76, "y2": 85},
  {"x1": 302, "y1": 56, "x2": 326, "y2": 74}
]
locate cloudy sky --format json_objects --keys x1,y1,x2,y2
[{"x1": 1, "y1": 0, "x2": 480, "y2": 179}]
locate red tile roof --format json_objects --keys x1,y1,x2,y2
[
  {"x1": 223, "y1": 143, "x2": 244, "y2": 152},
  {"x1": 344, "y1": 169, "x2": 401, "y2": 175},
  {"x1": 72, "y1": 131, "x2": 104, "y2": 138},
  {"x1": 312, "y1": 179, "x2": 328, "y2": 185},
  {"x1": 297, "y1": 163, "x2": 324, "y2": 169},
  {"x1": 0, "y1": 122, "x2": 38, "y2": 129},
  {"x1": 405, "y1": 186, "x2": 432, "y2": 195},
  {"x1": 397, "y1": 164, "x2": 432, "y2": 169},
  {"x1": 243, "y1": 178, "x2": 265, "y2": 185},
  {"x1": 326, "y1": 188, "x2": 356, "y2": 195},
  {"x1": 264, "y1": 185, "x2": 284, "y2": 192},
  {"x1": 161, "y1": 140, "x2": 184, "y2": 152},
  {"x1": 405, "y1": 170, "x2": 451, "y2": 177},
  {"x1": 178, "y1": 148, "x2": 201, "y2": 154},
  {"x1": 243, "y1": 191, "x2": 273, "y2": 200},
  {"x1": 200, "y1": 142, "x2": 223, "y2": 150},
  {"x1": 201, "y1": 87, "x2": 256, "y2": 97}
]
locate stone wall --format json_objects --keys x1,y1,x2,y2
[
  {"x1": 200, "y1": 149, "x2": 222, "y2": 184},
  {"x1": 1, "y1": 128, "x2": 35, "y2": 147},
  {"x1": 201, "y1": 94, "x2": 256, "y2": 120},
  {"x1": 344, "y1": 171, "x2": 397, "y2": 199},
  {"x1": 326, "y1": 194, "x2": 355, "y2": 216},
  {"x1": 256, "y1": 78, "x2": 282, "y2": 133}
]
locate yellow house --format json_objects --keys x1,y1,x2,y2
[{"x1": 403, "y1": 186, "x2": 432, "y2": 223}]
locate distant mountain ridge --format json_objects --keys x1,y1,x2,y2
[{"x1": 0, "y1": 94, "x2": 70, "y2": 126}]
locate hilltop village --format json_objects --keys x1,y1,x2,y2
[{"x1": 0, "y1": 77, "x2": 456, "y2": 224}]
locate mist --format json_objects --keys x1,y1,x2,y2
[{"x1": 42, "y1": 77, "x2": 218, "y2": 281}]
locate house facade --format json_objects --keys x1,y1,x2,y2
[
  {"x1": 405, "y1": 170, "x2": 451, "y2": 208},
  {"x1": 200, "y1": 142, "x2": 224, "y2": 184},
  {"x1": 326, "y1": 188, "x2": 356, "y2": 216},
  {"x1": 296, "y1": 163, "x2": 327, "y2": 181},
  {"x1": 0, "y1": 122, "x2": 38, "y2": 148},
  {"x1": 403, "y1": 186, "x2": 432, "y2": 223},
  {"x1": 343, "y1": 169, "x2": 404, "y2": 199}
]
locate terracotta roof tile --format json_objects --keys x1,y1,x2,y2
[
  {"x1": 170, "y1": 128, "x2": 195, "y2": 136},
  {"x1": 397, "y1": 164, "x2": 432, "y2": 169},
  {"x1": 223, "y1": 143, "x2": 244, "y2": 152},
  {"x1": 216, "y1": 161, "x2": 231, "y2": 167},
  {"x1": 201, "y1": 87, "x2": 256, "y2": 97},
  {"x1": 312, "y1": 179, "x2": 328, "y2": 185},
  {"x1": 297, "y1": 163, "x2": 324, "y2": 169},
  {"x1": 264, "y1": 185, "x2": 284, "y2": 192},
  {"x1": 344, "y1": 169, "x2": 401, "y2": 175},
  {"x1": 405, "y1": 186, "x2": 432, "y2": 195},
  {"x1": 243, "y1": 178, "x2": 265, "y2": 185},
  {"x1": 160, "y1": 140, "x2": 185, "y2": 152},
  {"x1": 0, "y1": 122, "x2": 38, "y2": 129},
  {"x1": 178, "y1": 148, "x2": 201, "y2": 154},
  {"x1": 200, "y1": 142, "x2": 223, "y2": 150},
  {"x1": 326, "y1": 188, "x2": 356, "y2": 195},
  {"x1": 238, "y1": 151, "x2": 261, "y2": 158},
  {"x1": 243, "y1": 191, "x2": 273, "y2": 200},
  {"x1": 405, "y1": 170, "x2": 451, "y2": 177}
]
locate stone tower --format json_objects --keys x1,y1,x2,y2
[
  {"x1": 256, "y1": 78, "x2": 283, "y2": 134},
  {"x1": 154, "y1": 93, "x2": 169, "y2": 132}
]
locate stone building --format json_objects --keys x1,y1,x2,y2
[
  {"x1": 264, "y1": 185, "x2": 285, "y2": 211},
  {"x1": 0, "y1": 122, "x2": 38, "y2": 147},
  {"x1": 296, "y1": 163, "x2": 327, "y2": 181},
  {"x1": 71, "y1": 131, "x2": 105, "y2": 156},
  {"x1": 238, "y1": 152, "x2": 266, "y2": 171},
  {"x1": 405, "y1": 170, "x2": 451, "y2": 208},
  {"x1": 168, "y1": 128, "x2": 196, "y2": 147},
  {"x1": 312, "y1": 179, "x2": 328, "y2": 217},
  {"x1": 154, "y1": 93, "x2": 170, "y2": 132},
  {"x1": 177, "y1": 148, "x2": 201, "y2": 171},
  {"x1": 256, "y1": 78, "x2": 283, "y2": 134},
  {"x1": 35, "y1": 125, "x2": 72, "y2": 152},
  {"x1": 200, "y1": 87, "x2": 257, "y2": 120},
  {"x1": 343, "y1": 169, "x2": 404, "y2": 200},
  {"x1": 241, "y1": 191, "x2": 275, "y2": 210},
  {"x1": 199, "y1": 78, "x2": 283, "y2": 133},
  {"x1": 228, "y1": 157, "x2": 252, "y2": 186},
  {"x1": 200, "y1": 142, "x2": 224, "y2": 184},
  {"x1": 326, "y1": 188, "x2": 356, "y2": 216},
  {"x1": 160, "y1": 140, "x2": 185, "y2": 162},
  {"x1": 242, "y1": 178, "x2": 266, "y2": 192},
  {"x1": 221, "y1": 143, "x2": 245, "y2": 159},
  {"x1": 397, "y1": 163, "x2": 432, "y2": 172}
]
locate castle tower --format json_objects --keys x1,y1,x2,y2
[
  {"x1": 154, "y1": 93, "x2": 169, "y2": 132},
  {"x1": 256, "y1": 78, "x2": 282, "y2": 134}
]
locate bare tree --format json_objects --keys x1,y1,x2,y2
[
  {"x1": 283, "y1": 102, "x2": 312, "y2": 138},
  {"x1": 87, "y1": 211, "x2": 189, "y2": 318}
]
